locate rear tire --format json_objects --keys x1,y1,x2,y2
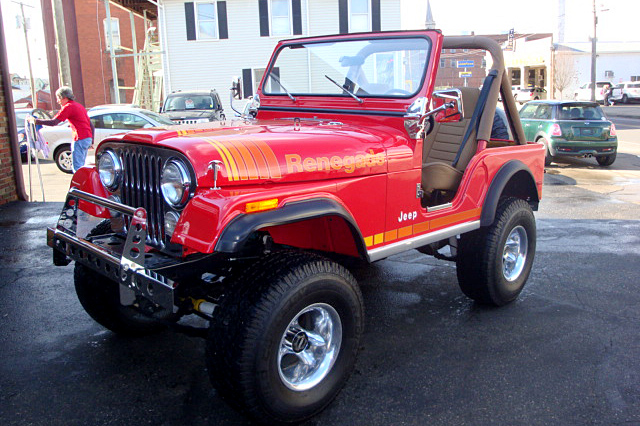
[
  {"x1": 622, "y1": 94, "x2": 629, "y2": 104},
  {"x1": 538, "y1": 137, "x2": 553, "y2": 166},
  {"x1": 456, "y1": 197, "x2": 536, "y2": 306},
  {"x1": 54, "y1": 144, "x2": 73, "y2": 174},
  {"x1": 206, "y1": 251, "x2": 364, "y2": 424},
  {"x1": 596, "y1": 153, "x2": 616, "y2": 166}
]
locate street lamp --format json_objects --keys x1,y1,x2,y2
[{"x1": 591, "y1": 0, "x2": 609, "y2": 102}]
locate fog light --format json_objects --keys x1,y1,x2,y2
[{"x1": 164, "y1": 211, "x2": 179, "y2": 237}]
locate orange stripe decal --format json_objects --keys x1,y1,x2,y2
[
  {"x1": 243, "y1": 139, "x2": 272, "y2": 179},
  {"x1": 413, "y1": 221, "x2": 430, "y2": 234},
  {"x1": 384, "y1": 229, "x2": 398, "y2": 242},
  {"x1": 253, "y1": 139, "x2": 282, "y2": 178},
  {"x1": 223, "y1": 142, "x2": 249, "y2": 181},
  {"x1": 429, "y1": 207, "x2": 481, "y2": 230},
  {"x1": 230, "y1": 140, "x2": 259, "y2": 180},
  {"x1": 398, "y1": 225, "x2": 413, "y2": 239}
]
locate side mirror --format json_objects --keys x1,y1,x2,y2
[
  {"x1": 431, "y1": 89, "x2": 464, "y2": 123},
  {"x1": 231, "y1": 77, "x2": 242, "y2": 100}
]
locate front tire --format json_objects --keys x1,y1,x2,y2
[
  {"x1": 74, "y1": 221, "x2": 169, "y2": 336},
  {"x1": 456, "y1": 197, "x2": 536, "y2": 306},
  {"x1": 206, "y1": 251, "x2": 364, "y2": 424}
]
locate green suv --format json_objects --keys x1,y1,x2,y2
[{"x1": 519, "y1": 100, "x2": 617, "y2": 166}]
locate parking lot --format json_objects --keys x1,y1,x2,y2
[{"x1": 1, "y1": 109, "x2": 639, "y2": 425}]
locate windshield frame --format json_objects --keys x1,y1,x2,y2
[{"x1": 261, "y1": 34, "x2": 433, "y2": 100}]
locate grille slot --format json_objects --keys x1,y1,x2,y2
[{"x1": 120, "y1": 149, "x2": 165, "y2": 248}]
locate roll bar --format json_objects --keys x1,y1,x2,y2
[{"x1": 442, "y1": 36, "x2": 527, "y2": 145}]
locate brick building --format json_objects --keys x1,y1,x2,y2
[
  {"x1": 41, "y1": 0, "x2": 150, "y2": 108},
  {"x1": 0, "y1": 3, "x2": 24, "y2": 204}
]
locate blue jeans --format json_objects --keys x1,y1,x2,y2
[{"x1": 72, "y1": 137, "x2": 92, "y2": 172}]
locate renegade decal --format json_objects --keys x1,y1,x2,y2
[
  {"x1": 285, "y1": 150, "x2": 385, "y2": 174},
  {"x1": 202, "y1": 137, "x2": 282, "y2": 181},
  {"x1": 364, "y1": 208, "x2": 482, "y2": 248}
]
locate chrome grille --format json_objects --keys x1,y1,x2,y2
[{"x1": 120, "y1": 149, "x2": 166, "y2": 247}]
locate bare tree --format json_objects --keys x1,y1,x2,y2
[{"x1": 553, "y1": 51, "x2": 577, "y2": 100}]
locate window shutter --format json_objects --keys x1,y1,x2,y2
[
  {"x1": 185, "y1": 2, "x2": 196, "y2": 40},
  {"x1": 242, "y1": 69, "x2": 253, "y2": 98},
  {"x1": 259, "y1": 0, "x2": 269, "y2": 37},
  {"x1": 372, "y1": 0, "x2": 381, "y2": 32},
  {"x1": 338, "y1": 0, "x2": 348, "y2": 34},
  {"x1": 217, "y1": 2, "x2": 228, "y2": 39},
  {"x1": 292, "y1": 0, "x2": 302, "y2": 35}
]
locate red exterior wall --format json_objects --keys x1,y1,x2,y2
[
  {"x1": 42, "y1": 0, "x2": 149, "y2": 109},
  {"x1": 0, "y1": 61, "x2": 18, "y2": 204}
]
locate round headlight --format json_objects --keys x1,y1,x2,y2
[
  {"x1": 98, "y1": 149, "x2": 122, "y2": 190},
  {"x1": 161, "y1": 159, "x2": 191, "y2": 207},
  {"x1": 164, "y1": 211, "x2": 180, "y2": 237}
]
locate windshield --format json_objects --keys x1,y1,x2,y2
[
  {"x1": 557, "y1": 103, "x2": 605, "y2": 120},
  {"x1": 263, "y1": 37, "x2": 431, "y2": 98},
  {"x1": 140, "y1": 110, "x2": 177, "y2": 126},
  {"x1": 164, "y1": 95, "x2": 217, "y2": 111}
]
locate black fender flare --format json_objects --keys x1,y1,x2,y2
[
  {"x1": 480, "y1": 160, "x2": 539, "y2": 227},
  {"x1": 215, "y1": 198, "x2": 368, "y2": 258}
]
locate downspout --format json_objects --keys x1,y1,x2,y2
[
  {"x1": 159, "y1": 0, "x2": 172, "y2": 98},
  {"x1": 0, "y1": 3, "x2": 28, "y2": 201}
]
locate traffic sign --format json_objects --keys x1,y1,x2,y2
[
  {"x1": 457, "y1": 60, "x2": 474, "y2": 68},
  {"x1": 459, "y1": 71, "x2": 472, "y2": 78}
]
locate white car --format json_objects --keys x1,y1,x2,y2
[
  {"x1": 609, "y1": 81, "x2": 640, "y2": 104},
  {"x1": 514, "y1": 87, "x2": 547, "y2": 104},
  {"x1": 40, "y1": 107, "x2": 176, "y2": 173},
  {"x1": 573, "y1": 81, "x2": 611, "y2": 103}
]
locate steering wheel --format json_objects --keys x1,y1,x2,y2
[{"x1": 384, "y1": 89, "x2": 411, "y2": 96}]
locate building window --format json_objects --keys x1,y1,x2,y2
[
  {"x1": 450, "y1": 49, "x2": 456, "y2": 53},
  {"x1": 440, "y1": 58, "x2": 446, "y2": 68},
  {"x1": 630, "y1": 75, "x2": 640, "y2": 82},
  {"x1": 450, "y1": 59, "x2": 456, "y2": 67},
  {"x1": 350, "y1": 0, "x2": 370, "y2": 32},
  {"x1": 196, "y1": 2, "x2": 218, "y2": 39},
  {"x1": 270, "y1": 0, "x2": 291, "y2": 36},
  {"x1": 103, "y1": 18, "x2": 120, "y2": 50},
  {"x1": 185, "y1": 2, "x2": 228, "y2": 41},
  {"x1": 259, "y1": 0, "x2": 302, "y2": 37}
]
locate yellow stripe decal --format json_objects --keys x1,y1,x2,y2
[{"x1": 203, "y1": 137, "x2": 238, "y2": 181}]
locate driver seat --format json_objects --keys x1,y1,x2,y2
[{"x1": 421, "y1": 87, "x2": 480, "y2": 203}]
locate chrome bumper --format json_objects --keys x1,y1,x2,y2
[{"x1": 47, "y1": 188, "x2": 175, "y2": 312}]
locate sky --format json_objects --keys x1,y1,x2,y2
[
  {"x1": 1, "y1": 0, "x2": 640, "y2": 82},
  {"x1": 401, "y1": 0, "x2": 640, "y2": 43},
  {"x1": 1, "y1": 0, "x2": 48, "y2": 79}
]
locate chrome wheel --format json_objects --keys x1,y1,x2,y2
[
  {"x1": 57, "y1": 150, "x2": 73, "y2": 172},
  {"x1": 278, "y1": 303, "x2": 342, "y2": 391},
  {"x1": 502, "y1": 225, "x2": 528, "y2": 281}
]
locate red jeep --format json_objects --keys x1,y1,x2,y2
[{"x1": 48, "y1": 31, "x2": 544, "y2": 424}]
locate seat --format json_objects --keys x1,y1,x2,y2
[{"x1": 420, "y1": 87, "x2": 481, "y2": 201}]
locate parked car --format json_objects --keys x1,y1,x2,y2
[
  {"x1": 514, "y1": 87, "x2": 547, "y2": 104},
  {"x1": 519, "y1": 100, "x2": 617, "y2": 166},
  {"x1": 40, "y1": 106, "x2": 176, "y2": 173},
  {"x1": 608, "y1": 81, "x2": 640, "y2": 104},
  {"x1": 15, "y1": 108, "x2": 52, "y2": 162},
  {"x1": 574, "y1": 81, "x2": 611, "y2": 103},
  {"x1": 160, "y1": 90, "x2": 225, "y2": 123}
]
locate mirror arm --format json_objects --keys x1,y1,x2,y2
[
  {"x1": 229, "y1": 87, "x2": 242, "y2": 116},
  {"x1": 418, "y1": 102, "x2": 454, "y2": 126}
]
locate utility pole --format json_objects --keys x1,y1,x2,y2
[
  {"x1": 51, "y1": 0, "x2": 72, "y2": 87},
  {"x1": 13, "y1": 1, "x2": 37, "y2": 108},
  {"x1": 590, "y1": 0, "x2": 597, "y2": 102}
]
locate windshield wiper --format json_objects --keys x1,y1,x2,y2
[
  {"x1": 269, "y1": 74, "x2": 296, "y2": 102},
  {"x1": 325, "y1": 75, "x2": 363, "y2": 103}
]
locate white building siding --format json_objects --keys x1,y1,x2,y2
[{"x1": 160, "y1": 0, "x2": 402, "y2": 113}]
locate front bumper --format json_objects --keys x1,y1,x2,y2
[{"x1": 47, "y1": 188, "x2": 176, "y2": 312}]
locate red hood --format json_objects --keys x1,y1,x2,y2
[{"x1": 100, "y1": 119, "x2": 397, "y2": 188}]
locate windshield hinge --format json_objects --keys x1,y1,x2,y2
[{"x1": 416, "y1": 183, "x2": 424, "y2": 199}]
